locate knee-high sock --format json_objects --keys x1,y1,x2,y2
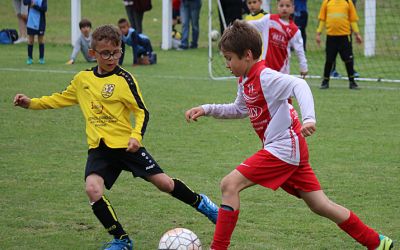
[
  {"x1": 338, "y1": 211, "x2": 380, "y2": 250},
  {"x1": 170, "y1": 178, "x2": 201, "y2": 208},
  {"x1": 28, "y1": 44, "x2": 33, "y2": 59},
  {"x1": 91, "y1": 196, "x2": 128, "y2": 239},
  {"x1": 211, "y1": 208, "x2": 240, "y2": 250},
  {"x1": 39, "y1": 43, "x2": 45, "y2": 59}
]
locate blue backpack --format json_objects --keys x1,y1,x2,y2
[{"x1": 0, "y1": 29, "x2": 18, "y2": 44}]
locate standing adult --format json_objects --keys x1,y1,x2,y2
[
  {"x1": 218, "y1": 0, "x2": 243, "y2": 34},
  {"x1": 293, "y1": 0, "x2": 308, "y2": 51},
  {"x1": 178, "y1": 0, "x2": 202, "y2": 50},
  {"x1": 13, "y1": 0, "x2": 28, "y2": 44},
  {"x1": 122, "y1": 0, "x2": 152, "y2": 34}
]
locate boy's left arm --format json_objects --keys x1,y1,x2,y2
[
  {"x1": 31, "y1": 0, "x2": 47, "y2": 12},
  {"x1": 290, "y1": 30, "x2": 308, "y2": 78},
  {"x1": 122, "y1": 78, "x2": 149, "y2": 151}
]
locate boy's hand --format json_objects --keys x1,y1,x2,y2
[
  {"x1": 185, "y1": 107, "x2": 205, "y2": 122},
  {"x1": 66, "y1": 59, "x2": 74, "y2": 65},
  {"x1": 301, "y1": 122, "x2": 316, "y2": 137},
  {"x1": 13, "y1": 94, "x2": 31, "y2": 108},
  {"x1": 126, "y1": 138, "x2": 141, "y2": 153},
  {"x1": 315, "y1": 33, "x2": 321, "y2": 46},
  {"x1": 300, "y1": 71, "x2": 308, "y2": 79}
]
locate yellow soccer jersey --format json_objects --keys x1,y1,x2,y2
[
  {"x1": 318, "y1": 0, "x2": 359, "y2": 36},
  {"x1": 245, "y1": 10, "x2": 268, "y2": 21},
  {"x1": 29, "y1": 66, "x2": 149, "y2": 149}
]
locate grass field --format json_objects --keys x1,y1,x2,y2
[{"x1": 1, "y1": 1, "x2": 399, "y2": 250}]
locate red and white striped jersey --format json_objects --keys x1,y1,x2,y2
[
  {"x1": 249, "y1": 14, "x2": 308, "y2": 74},
  {"x1": 202, "y1": 61, "x2": 315, "y2": 165}
]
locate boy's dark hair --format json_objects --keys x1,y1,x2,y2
[
  {"x1": 79, "y1": 18, "x2": 92, "y2": 29},
  {"x1": 218, "y1": 20, "x2": 262, "y2": 59},
  {"x1": 91, "y1": 25, "x2": 121, "y2": 50},
  {"x1": 118, "y1": 18, "x2": 129, "y2": 25}
]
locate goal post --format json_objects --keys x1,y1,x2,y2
[{"x1": 70, "y1": 0, "x2": 81, "y2": 46}]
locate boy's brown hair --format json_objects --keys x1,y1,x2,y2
[
  {"x1": 218, "y1": 20, "x2": 262, "y2": 59},
  {"x1": 91, "y1": 25, "x2": 121, "y2": 50},
  {"x1": 79, "y1": 18, "x2": 92, "y2": 29}
]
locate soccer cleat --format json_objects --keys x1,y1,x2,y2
[
  {"x1": 196, "y1": 194, "x2": 218, "y2": 224},
  {"x1": 349, "y1": 81, "x2": 360, "y2": 90},
  {"x1": 330, "y1": 70, "x2": 342, "y2": 78},
  {"x1": 26, "y1": 58, "x2": 33, "y2": 65},
  {"x1": 376, "y1": 235, "x2": 393, "y2": 250},
  {"x1": 102, "y1": 238, "x2": 133, "y2": 250},
  {"x1": 320, "y1": 80, "x2": 329, "y2": 89},
  {"x1": 39, "y1": 58, "x2": 45, "y2": 64}
]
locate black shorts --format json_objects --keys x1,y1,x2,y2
[
  {"x1": 27, "y1": 28, "x2": 45, "y2": 36},
  {"x1": 85, "y1": 141, "x2": 164, "y2": 189},
  {"x1": 325, "y1": 35, "x2": 353, "y2": 63}
]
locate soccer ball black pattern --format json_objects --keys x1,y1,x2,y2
[{"x1": 158, "y1": 228, "x2": 202, "y2": 250}]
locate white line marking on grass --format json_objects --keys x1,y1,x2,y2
[{"x1": 1, "y1": 67, "x2": 399, "y2": 91}]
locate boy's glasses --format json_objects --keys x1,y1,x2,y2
[{"x1": 94, "y1": 49, "x2": 123, "y2": 60}]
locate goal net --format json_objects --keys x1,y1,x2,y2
[{"x1": 208, "y1": 0, "x2": 400, "y2": 82}]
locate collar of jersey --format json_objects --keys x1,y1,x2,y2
[{"x1": 93, "y1": 65, "x2": 121, "y2": 78}]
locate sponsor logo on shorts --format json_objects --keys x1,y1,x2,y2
[{"x1": 146, "y1": 164, "x2": 155, "y2": 170}]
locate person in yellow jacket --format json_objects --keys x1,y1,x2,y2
[
  {"x1": 14, "y1": 24, "x2": 218, "y2": 250},
  {"x1": 316, "y1": 0, "x2": 362, "y2": 90}
]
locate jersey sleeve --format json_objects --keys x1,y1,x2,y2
[
  {"x1": 290, "y1": 30, "x2": 308, "y2": 73},
  {"x1": 29, "y1": 76, "x2": 78, "y2": 110},
  {"x1": 120, "y1": 75, "x2": 149, "y2": 144},
  {"x1": 318, "y1": 0, "x2": 327, "y2": 21},
  {"x1": 202, "y1": 85, "x2": 248, "y2": 119},
  {"x1": 247, "y1": 14, "x2": 270, "y2": 33},
  {"x1": 261, "y1": 70, "x2": 316, "y2": 124},
  {"x1": 348, "y1": 0, "x2": 359, "y2": 22},
  {"x1": 70, "y1": 37, "x2": 82, "y2": 61}
]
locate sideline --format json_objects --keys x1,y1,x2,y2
[{"x1": 1, "y1": 67, "x2": 399, "y2": 91}]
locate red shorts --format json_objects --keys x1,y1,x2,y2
[{"x1": 236, "y1": 149, "x2": 321, "y2": 197}]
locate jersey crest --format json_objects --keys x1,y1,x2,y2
[{"x1": 101, "y1": 84, "x2": 115, "y2": 98}]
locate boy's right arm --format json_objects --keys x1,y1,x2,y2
[
  {"x1": 67, "y1": 37, "x2": 82, "y2": 64},
  {"x1": 185, "y1": 86, "x2": 248, "y2": 122},
  {"x1": 247, "y1": 14, "x2": 269, "y2": 32}
]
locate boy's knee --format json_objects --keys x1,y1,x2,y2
[
  {"x1": 308, "y1": 200, "x2": 331, "y2": 216},
  {"x1": 220, "y1": 175, "x2": 236, "y2": 194},
  {"x1": 150, "y1": 174, "x2": 174, "y2": 193},
  {"x1": 85, "y1": 175, "x2": 104, "y2": 201}
]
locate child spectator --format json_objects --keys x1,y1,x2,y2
[
  {"x1": 244, "y1": 0, "x2": 268, "y2": 21},
  {"x1": 23, "y1": 0, "x2": 47, "y2": 65},
  {"x1": 185, "y1": 20, "x2": 393, "y2": 250},
  {"x1": 66, "y1": 18, "x2": 96, "y2": 64},
  {"x1": 316, "y1": 0, "x2": 362, "y2": 89},
  {"x1": 118, "y1": 18, "x2": 156, "y2": 65},
  {"x1": 14, "y1": 24, "x2": 218, "y2": 250},
  {"x1": 13, "y1": 0, "x2": 28, "y2": 44},
  {"x1": 248, "y1": 0, "x2": 308, "y2": 78},
  {"x1": 178, "y1": 0, "x2": 202, "y2": 50}
]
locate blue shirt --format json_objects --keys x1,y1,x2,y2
[
  {"x1": 294, "y1": 0, "x2": 307, "y2": 16},
  {"x1": 24, "y1": 0, "x2": 47, "y2": 31}
]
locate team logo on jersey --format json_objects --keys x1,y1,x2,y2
[{"x1": 101, "y1": 84, "x2": 115, "y2": 98}]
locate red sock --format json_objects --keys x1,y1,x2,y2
[
  {"x1": 210, "y1": 208, "x2": 240, "y2": 250},
  {"x1": 338, "y1": 211, "x2": 380, "y2": 250}
]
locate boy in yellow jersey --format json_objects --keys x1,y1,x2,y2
[
  {"x1": 316, "y1": 0, "x2": 362, "y2": 90},
  {"x1": 245, "y1": 0, "x2": 268, "y2": 21},
  {"x1": 13, "y1": 25, "x2": 218, "y2": 250}
]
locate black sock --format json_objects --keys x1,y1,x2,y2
[
  {"x1": 91, "y1": 196, "x2": 128, "y2": 239},
  {"x1": 170, "y1": 178, "x2": 201, "y2": 208},
  {"x1": 28, "y1": 44, "x2": 33, "y2": 59},
  {"x1": 39, "y1": 43, "x2": 45, "y2": 59},
  {"x1": 221, "y1": 204, "x2": 234, "y2": 211}
]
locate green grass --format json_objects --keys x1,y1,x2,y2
[{"x1": 1, "y1": 1, "x2": 400, "y2": 250}]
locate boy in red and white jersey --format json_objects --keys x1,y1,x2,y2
[
  {"x1": 248, "y1": 0, "x2": 307, "y2": 78},
  {"x1": 185, "y1": 20, "x2": 393, "y2": 250}
]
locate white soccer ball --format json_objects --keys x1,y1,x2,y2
[
  {"x1": 210, "y1": 29, "x2": 220, "y2": 42},
  {"x1": 158, "y1": 228, "x2": 202, "y2": 250}
]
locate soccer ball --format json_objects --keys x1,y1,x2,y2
[
  {"x1": 210, "y1": 29, "x2": 220, "y2": 42},
  {"x1": 158, "y1": 228, "x2": 202, "y2": 250}
]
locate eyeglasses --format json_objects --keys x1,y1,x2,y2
[{"x1": 94, "y1": 49, "x2": 123, "y2": 60}]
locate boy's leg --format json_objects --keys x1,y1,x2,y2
[
  {"x1": 27, "y1": 35, "x2": 34, "y2": 59},
  {"x1": 146, "y1": 173, "x2": 218, "y2": 223},
  {"x1": 86, "y1": 174, "x2": 129, "y2": 240},
  {"x1": 38, "y1": 35, "x2": 45, "y2": 63},
  {"x1": 338, "y1": 35, "x2": 359, "y2": 89},
  {"x1": 299, "y1": 190, "x2": 382, "y2": 249},
  {"x1": 189, "y1": 0, "x2": 202, "y2": 48},
  {"x1": 211, "y1": 170, "x2": 255, "y2": 250}
]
